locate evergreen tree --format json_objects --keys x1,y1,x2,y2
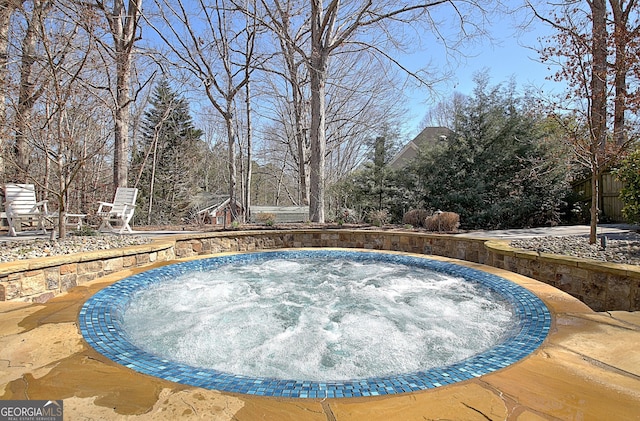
[
  {"x1": 409, "y1": 76, "x2": 571, "y2": 229},
  {"x1": 331, "y1": 127, "x2": 404, "y2": 221},
  {"x1": 131, "y1": 79, "x2": 204, "y2": 224}
]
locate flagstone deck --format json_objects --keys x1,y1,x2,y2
[{"x1": 1, "y1": 248, "x2": 639, "y2": 420}]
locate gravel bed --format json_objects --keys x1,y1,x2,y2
[
  {"x1": 511, "y1": 236, "x2": 640, "y2": 266},
  {"x1": 0, "y1": 235, "x2": 152, "y2": 262}
]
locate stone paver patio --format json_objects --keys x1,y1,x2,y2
[{"x1": 1, "y1": 251, "x2": 639, "y2": 420}]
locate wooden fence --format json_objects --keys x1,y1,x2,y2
[{"x1": 572, "y1": 172, "x2": 625, "y2": 222}]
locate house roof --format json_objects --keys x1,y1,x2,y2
[
  {"x1": 388, "y1": 127, "x2": 453, "y2": 169},
  {"x1": 198, "y1": 197, "x2": 243, "y2": 216}
]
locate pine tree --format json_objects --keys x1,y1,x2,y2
[{"x1": 132, "y1": 79, "x2": 204, "y2": 224}]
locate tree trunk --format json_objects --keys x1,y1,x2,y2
[
  {"x1": 244, "y1": 80, "x2": 252, "y2": 223},
  {"x1": 43, "y1": 134, "x2": 50, "y2": 200},
  {"x1": 612, "y1": 35, "x2": 627, "y2": 146},
  {"x1": 57, "y1": 157, "x2": 66, "y2": 239},
  {"x1": 114, "y1": 58, "x2": 131, "y2": 189},
  {"x1": 590, "y1": 168, "x2": 601, "y2": 244},
  {"x1": 590, "y1": 0, "x2": 607, "y2": 153},
  {"x1": 0, "y1": 0, "x2": 16, "y2": 181},
  {"x1": 609, "y1": 0, "x2": 629, "y2": 146},
  {"x1": 589, "y1": 0, "x2": 608, "y2": 244},
  {"x1": 273, "y1": 3, "x2": 309, "y2": 206},
  {"x1": 295, "y1": 92, "x2": 309, "y2": 206},
  {"x1": 147, "y1": 131, "x2": 159, "y2": 224},
  {"x1": 15, "y1": 0, "x2": 48, "y2": 180},
  {"x1": 225, "y1": 106, "x2": 237, "y2": 221},
  {"x1": 309, "y1": 56, "x2": 327, "y2": 223},
  {"x1": 108, "y1": 0, "x2": 141, "y2": 191},
  {"x1": 289, "y1": 57, "x2": 308, "y2": 206},
  {"x1": 308, "y1": 1, "x2": 328, "y2": 223}
]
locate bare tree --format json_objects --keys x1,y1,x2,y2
[
  {"x1": 253, "y1": 0, "x2": 491, "y2": 222},
  {"x1": 324, "y1": 52, "x2": 406, "y2": 185},
  {"x1": 250, "y1": 147, "x2": 300, "y2": 206},
  {"x1": 237, "y1": 5, "x2": 259, "y2": 222},
  {"x1": 242, "y1": 73, "x2": 254, "y2": 221},
  {"x1": 531, "y1": 0, "x2": 639, "y2": 242},
  {"x1": 609, "y1": 0, "x2": 640, "y2": 145},
  {"x1": 37, "y1": 1, "x2": 112, "y2": 237},
  {"x1": 258, "y1": 0, "x2": 311, "y2": 206},
  {"x1": 13, "y1": 0, "x2": 52, "y2": 180},
  {"x1": 131, "y1": 84, "x2": 175, "y2": 224},
  {"x1": 196, "y1": 110, "x2": 229, "y2": 197},
  {"x1": 92, "y1": 0, "x2": 142, "y2": 190},
  {"x1": 0, "y1": 0, "x2": 111, "y2": 236},
  {"x1": 146, "y1": 0, "x2": 257, "y2": 221},
  {"x1": 306, "y1": 1, "x2": 495, "y2": 222},
  {"x1": 254, "y1": 47, "x2": 405, "y2": 213},
  {"x1": 0, "y1": 0, "x2": 25, "y2": 182},
  {"x1": 420, "y1": 91, "x2": 467, "y2": 129}
]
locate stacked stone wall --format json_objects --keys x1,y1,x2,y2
[
  {"x1": 1, "y1": 230, "x2": 638, "y2": 311},
  {"x1": 0, "y1": 241, "x2": 174, "y2": 302}
]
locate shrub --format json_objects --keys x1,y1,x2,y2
[
  {"x1": 614, "y1": 149, "x2": 640, "y2": 224},
  {"x1": 390, "y1": 78, "x2": 571, "y2": 230},
  {"x1": 255, "y1": 212, "x2": 276, "y2": 226},
  {"x1": 367, "y1": 209, "x2": 390, "y2": 227},
  {"x1": 424, "y1": 211, "x2": 460, "y2": 232},
  {"x1": 402, "y1": 209, "x2": 430, "y2": 227},
  {"x1": 335, "y1": 208, "x2": 359, "y2": 224},
  {"x1": 70, "y1": 225, "x2": 99, "y2": 236}
]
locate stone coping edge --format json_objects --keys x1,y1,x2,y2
[
  {"x1": 484, "y1": 239, "x2": 640, "y2": 278},
  {"x1": 0, "y1": 240, "x2": 175, "y2": 275}
]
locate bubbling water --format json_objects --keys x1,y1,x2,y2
[{"x1": 123, "y1": 257, "x2": 515, "y2": 381}]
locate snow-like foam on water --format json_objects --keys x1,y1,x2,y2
[{"x1": 123, "y1": 257, "x2": 515, "y2": 381}]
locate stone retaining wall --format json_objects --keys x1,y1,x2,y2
[
  {"x1": 0, "y1": 241, "x2": 175, "y2": 302},
  {"x1": 1, "y1": 229, "x2": 638, "y2": 311}
]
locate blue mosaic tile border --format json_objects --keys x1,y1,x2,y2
[{"x1": 79, "y1": 249, "x2": 551, "y2": 398}]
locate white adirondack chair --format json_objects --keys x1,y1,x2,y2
[
  {"x1": 97, "y1": 187, "x2": 138, "y2": 234},
  {"x1": 3, "y1": 183, "x2": 51, "y2": 236}
]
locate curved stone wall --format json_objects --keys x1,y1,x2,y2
[
  {"x1": 0, "y1": 240, "x2": 175, "y2": 302},
  {"x1": 1, "y1": 229, "x2": 638, "y2": 311}
]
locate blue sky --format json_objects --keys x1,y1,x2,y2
[{"x1": 399, "y1": 10, "x2": 566, "y2": 135}]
